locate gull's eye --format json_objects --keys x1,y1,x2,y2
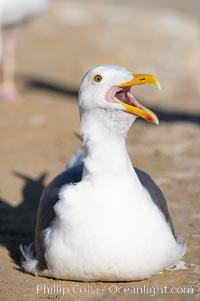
[{"x1": 93, "y1": 74, "x2": 103, "y2": 83}]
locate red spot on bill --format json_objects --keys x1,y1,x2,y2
[{"x1": 146, "y1": 116, "x2": 153, "y2": 122}]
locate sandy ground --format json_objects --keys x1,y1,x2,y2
[{"x1": 0, "y1": 0, "x2": 200, "y2": 300}]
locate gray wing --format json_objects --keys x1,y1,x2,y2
[
  {"x1": 135, "y1": 168, "x2": 175, "y2": 238},
  {"x1": 35, "y1": 164, "x2": 83, "y2": 270}
]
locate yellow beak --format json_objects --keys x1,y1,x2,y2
[{"x1": 117, "y1": 74, "x2": 160, "y2": 125}]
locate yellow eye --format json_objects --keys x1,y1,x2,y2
[{"x1": 93, "y1": 74, "x2": 103, "y2": 83}]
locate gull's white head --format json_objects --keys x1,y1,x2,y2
[{"x1": 79, "y1": 64, "x2": 160, "y2": 125}]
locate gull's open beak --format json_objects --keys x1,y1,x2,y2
[{"x1": 117, "y1": 74, "x2": 160, "y2": 125}]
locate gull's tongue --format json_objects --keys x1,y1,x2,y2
[
  {"x1": 115, "y1": 91, "x2": 128, "y2": 103},
  {"x1": 115, "y1": 90, "x2": 140, "y2": 108}
]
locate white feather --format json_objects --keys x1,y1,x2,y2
[
  {"x1": 20, "y1": 243, "x2": 53, "y2": 278},
  {"x1": 20, "y1": 243, "x2": 38, "y2": 275}
]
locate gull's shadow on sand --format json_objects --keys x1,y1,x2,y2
[
  {"x1": 18, "y1": 74, "x2": 78, "y2": 98},
  {"x1": 0, "y1": 172, "x2": 47, "y2": 267},
  {"x1": 149, "y1": 107, "x2": 200, "y2": 126}
]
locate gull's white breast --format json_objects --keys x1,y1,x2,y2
[{"x1": 43, "y1": 173, "x2": 184, "y2": 281}]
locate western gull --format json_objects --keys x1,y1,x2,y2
[
  {"x1": 20, "y1": 64, "x2": 186, "y2": 281},
  {"x1": 0, "y1": 0, "x2": 50, "y2": 100}
]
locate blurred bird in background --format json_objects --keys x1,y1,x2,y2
[{"x1": 0, "y1": 0, "x2": 50, "y2": 101}]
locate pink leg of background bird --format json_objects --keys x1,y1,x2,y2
[{"x1": 0, "y1": 32, "x2": 17, "y2": 101}]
